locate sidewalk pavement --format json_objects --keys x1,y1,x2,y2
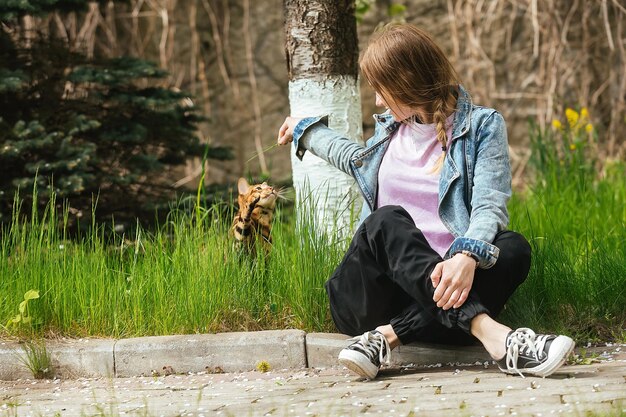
[{"x1": 1, "y1": 331, "x2": 624, "y2": 416}]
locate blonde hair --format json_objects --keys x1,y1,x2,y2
[{"x1": 360, "y1": 23, "x2": 459, "y2": 172}]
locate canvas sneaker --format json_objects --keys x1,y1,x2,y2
[
  {"x1": 497, "y1": 327, "x2": 575, "y2": 378},
  {"x1": 338, "y1": 330, "x2": 391, "y2": 380}
]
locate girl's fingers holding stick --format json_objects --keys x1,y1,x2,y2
[
  {"x1": 278, "y1": 116, "x2": 305, "y2": 145},
  {"x1": 277, "y1": 120, "x2": 292, "y2": 145}
]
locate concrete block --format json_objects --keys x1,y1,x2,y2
[
  {"x1": 305, "y1": 332, "x2": 352, "y2": 368},
  {"x1": 305, "y1": 333, "x2": 491, "y2": 369},
  {"x1": 0, "y1": 339, "x2": 115, "y2": 380},
  {"x1": 0, "y1": 341, "x2": 32, "y2": 380},
  {"x1": 48, "y1": 339, "x2": 115, "y2": 378},
  {"x1": 391, "y1": 341, "x2": 491, "y2": 367},
  {"x1": 114, "y1": 329, "x2": 307, "y2": 377}
]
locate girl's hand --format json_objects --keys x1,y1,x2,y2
[
  {"x1": 430, "y1": 253, "x2": 477, "y2": 310},
  {"x1": 277, "y1": 116, "x2": 303, "y2": 145}
]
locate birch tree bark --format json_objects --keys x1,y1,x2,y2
[{"x1": 284, "y1": 0, "x2": 363, "y2": 238}]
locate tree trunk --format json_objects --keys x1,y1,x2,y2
[{"x1": 283, "y1": 0, "x2": 363, "y2": 238}]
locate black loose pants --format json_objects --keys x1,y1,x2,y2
[{"x1": 325, "y1": 205, "x2": 531, "y2": 346}]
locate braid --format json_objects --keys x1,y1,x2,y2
[{"x1": 430, "y1": 95, "x2": 449, "y2": 173}]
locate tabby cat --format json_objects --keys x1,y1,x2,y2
[{"x1": 231, "y1": 177, "x2": 279, "y2": 253}]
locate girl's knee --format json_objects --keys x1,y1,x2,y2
[
  {"x1": 495, "y1": 231, "x2": 531, "y2": 282},
  {"x1": 365, "y1": 205, "x2": 414, "y2": 228}
]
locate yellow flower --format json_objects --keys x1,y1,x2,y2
[
  {"x1": 256, "y1": 361, "x2": 271, "y2": 373},
  {"x1": 551, "y1": 119, "x2": 563, "y2": 130},
  {"x1": 580, "y1": 107, "x2": 589, "y2": 121},
  {"x1": 585, "y1": 123, "x2": 593, "y2": 133},
  {"x1": 565, "y1": 108, "x2": 579, "y2": 129},
  {"x1": 570, "y1": 143, "x2": 577, "y2": 151}
]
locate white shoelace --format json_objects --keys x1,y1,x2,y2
[
  {"x1": 505, "y1": 327, "x2": 549, "y2": 378},
  {"x1": 349, "y1": 331, "x2": 391, "y2": 366}
]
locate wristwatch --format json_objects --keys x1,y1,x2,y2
[{"x1": 460, "y1": 250, "x2": 479, "y2": 268}]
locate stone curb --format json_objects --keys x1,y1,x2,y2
[
  {"x1": 306, "y1": 333, "x2": 491, "y2": 368},
  {"x1": 1, "y1": 331, "x2": 604, "y2": 381},
  {"x1": 114, "y1": 330, "x2": 306, "y2": 377},
  {"x1": 0, "y1": 339, "x2": 115, "y2": 380}
]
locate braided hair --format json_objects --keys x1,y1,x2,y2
[{"x1": 360, "y1": 23, "x2": 459, "y2": 173}]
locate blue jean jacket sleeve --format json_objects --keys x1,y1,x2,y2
[
  {"x1": 448, "y1": 112, "x2": 511, "y2": 268},
  {"x1": 292, "y1": 116, "x2": 365, "y2": 177}
]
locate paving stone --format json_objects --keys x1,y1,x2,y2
[{"x1": 1, "y1": 350, "x2": 624, "y2": 417}]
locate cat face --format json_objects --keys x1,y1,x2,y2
[{"x1": 237, "y1": 178, "x2": 277, "y2": 209}]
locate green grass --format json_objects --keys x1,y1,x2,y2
[
  {"x1": 0, "y1": 191, "x2": 346, "y2": 338},
  {"x1": 501, "y1": 121, "x2": 626, "y2": 342},
  {"x1": 17, "y1": 340, "x2": 54, "y2": 379}
]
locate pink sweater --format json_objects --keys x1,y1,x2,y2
[{"x1": 377, "y1": 117, "x2": 455, "y2": 257}]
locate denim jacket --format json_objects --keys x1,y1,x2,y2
[{"x1": 291, "y1": 85, "x2": 511, "y2": 269}]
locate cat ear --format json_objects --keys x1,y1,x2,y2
[{"x1": 238, "y1": 177, "x2": 250, "y2": 194}]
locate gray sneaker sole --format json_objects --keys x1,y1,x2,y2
[{"x1": 338, "y1": 349, "x2": 379, "y2": 380}]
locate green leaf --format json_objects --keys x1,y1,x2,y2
[
  {"x1": 7, "y1": 314, "x2": 21, "y2": 326},
  {"x1": 19, "y1": 300, "x2": 26, "y2": 314},
  {"x1": 388, "y1": 3, "x2": 406, "y2": 17},
  {"x1": 24, "y1": 289, "x2": 40, "y2": 301},
  {"x1": 355, "y1": 0, "x2": 373, "y2": 23}
]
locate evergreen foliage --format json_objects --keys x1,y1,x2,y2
[
  {"x1": 0, "y1": 0, "x2": 102, "y2": 20},
  {"x1": 0, "y1": 1, "x2": 232, "y2": 223}
]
